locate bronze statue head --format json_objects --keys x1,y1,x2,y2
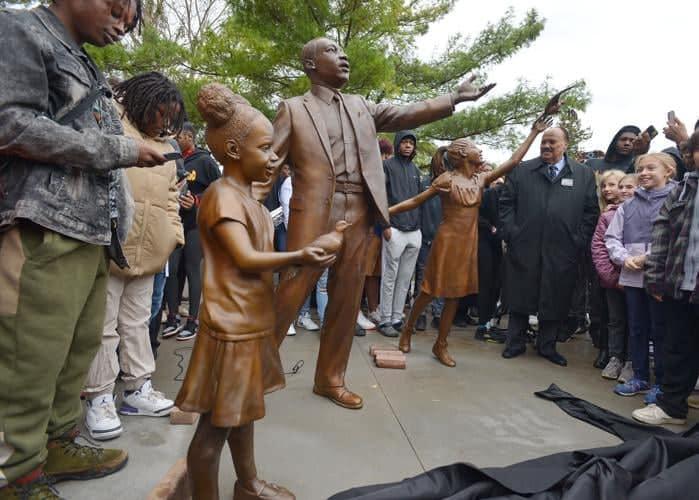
[
  {"x1": 197, "y1": 83, "x2": 276, "y2": 183},
  {"x1": 301, "y1": 37, "x2": 350, "y2": 89}
]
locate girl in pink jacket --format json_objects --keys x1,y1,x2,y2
[{"x1": 591, "y1": 172, "x2": 637, "y2": 380}]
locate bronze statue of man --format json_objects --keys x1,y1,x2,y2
[{"x1": 267, "y1": 37, "x2": 495, "y2": 409}]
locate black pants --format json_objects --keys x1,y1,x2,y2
[
  {"x1": 164, "y1": 227, "x2": 202, "y2": 320},
  {"x1": 588, "y1": 272, "x2": 607, "y2": 348},
  {"x1": 656, "y1": 297, "x2": 699, "y2": 418},
  {"x1": 606, "y1": 287, "x2": 628, "y2": 359},
  {"x1": 506, "y1": 312, "x2": 559, "y2": 356},
  {"x1": 414, "y1": 239, "x2": 443, "y2": 317},
  {"x1": 477, "y1": 238, "x2": 501, "y2": 325}
]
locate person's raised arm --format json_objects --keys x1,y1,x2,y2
[
  {"x1": 484, "y1": 116, "x2": 552, "y2": 186},
  {"x1": 213, "y1": 220, "x2": 335, "y2": 273}
]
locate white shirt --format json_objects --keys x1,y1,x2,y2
[{"x1": 279, "y1": 176, "x2": 292, "y2": 229}]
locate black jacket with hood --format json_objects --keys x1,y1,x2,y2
[
  {"x1": 586, "y1": 125, "x2": 640, "y2": 174},
  {"x1": 181, "y1": 147, "x2": 221, "y2": 231},
  {"x1": 383, "y1": 130, "x2": 422, "y2": 232}
]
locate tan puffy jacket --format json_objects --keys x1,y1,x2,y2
[{"x1": 111, "y1": 104, "x2": 185, "y2": 277}]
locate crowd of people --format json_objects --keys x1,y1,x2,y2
[{"x1": 0, "y1": 0, "x2": 698, "y2": 498}]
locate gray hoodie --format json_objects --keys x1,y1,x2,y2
[{"x1": 605, "y1": 182, "x2": 676, "y2": 287}]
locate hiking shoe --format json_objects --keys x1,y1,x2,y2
[
  {"x1": 378, "y1": 324, "x2": 400, "y2": 338},
  {"x1": 632, "y1": 404, "x2": 686, "y2": 425},
  {"x1": 286, "y1": 323, "x2": 296, "y2": 336},
  {"x1": 614, "y1": 378, "x2": 650, "y2": 397},
  {"x1": 357, "y1": 310, "x2": 376, "y2": 330},
  {"x1": 296, "y1": 313, "x2": 320, "y2": 331},
  {"x1": 176, "y1": 319, "x2": 197, "y2": 341},
  {"x1": 644, "y1": 385, "x2": 663, "y2": 405},
  {"x1": 161, "y1": 316, "x2": 182, "y2": 338},
  {"x1": 415, "y1": 315, "x2": 427, "y2": 332},
  {"x1": 601, "y1": 356, "x2": 623, "y2": 380},
  {"x1": 85, "y1": 394, "x2": 122, "y2": 441},
  {"x1": 44, "y1": 431, "x2": 127, "y2": 483},
  {"x1": 119, "y1": 380, "x2": 173, "y2": 417},
  {"x1": 474, "y1": 325, "x2": 487, "y2": 341},
  {"x1": 618, "y1": 361, "x2": 634, "y2": 383},
  {"x1": 0, "y1": 475, "x2": 63, "y2": 499}
]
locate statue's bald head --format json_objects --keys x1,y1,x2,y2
[
  {"x1": 301, "y1": 37, "x2": 332, "y2": 74},
  {"x1": 299, "y1": 37, "x2": 350, "y2": 88}
]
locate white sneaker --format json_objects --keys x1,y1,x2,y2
[
  {"x1": 357, "y1": 310, "x2": 377, "y2": 330},
  {"x1": 119, "y1": 380, "x2": 174, "y2": 417},
  {"x1": 286, "y1": 323, "x2": 296, "y2": 336},
  {"x1": 296, "y1": 313, "x2": 320, "y2": 331},
  {"x1": 631, "y1": 404, "x2": 686, "y2": 425},
  {"x1": 528, "y1": 315, "x2": 539, "y2": 328},
  {"x1": 85, "y1": 394, "x2": 122, "y2": 441},
  {"x1": 367, "y1": 309, "x2": 381, "y2": 325}
]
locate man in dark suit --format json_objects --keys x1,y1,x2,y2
[
  {"x1": 266, "y1": 37, "x2": 494, "y2": 409},
  {"x1": 499, "y1": 127, "x2": 599, "y2": 366}
]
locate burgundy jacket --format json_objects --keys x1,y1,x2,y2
[{"x1": 591, "y1": 205, "x2": 621, "y2": 289}]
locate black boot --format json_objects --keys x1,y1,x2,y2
[{"x1": 593, "y1": 349, "x2": 609, "y2": 369}]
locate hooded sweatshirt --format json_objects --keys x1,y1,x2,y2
[
  {"x1": 587, "y1": 125, "x2": 641, "y2": 174},
  {"x1": 604, "y1": 181, "x2": 676, "y2": 287},
  {"x1": 383, "y1": 130, "x2": 422, "y2": 232},
  {"x1": 180, "y1": 147, "x2": 221, "y2": 231}
]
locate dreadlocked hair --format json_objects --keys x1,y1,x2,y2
[
  {"x1": 124, "y1": 0, "x2": 143, "y2": 34},
  {"x1": 113, "y1": 71, "x2": 185, "y2": 137}
]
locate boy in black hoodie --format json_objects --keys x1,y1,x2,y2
[{"x1": 379, "y1": 131, "x2": 422, "y2": 337}]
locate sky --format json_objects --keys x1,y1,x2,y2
[{"x1": 417, "y1": 0, "x2": 699, "y2": 162}]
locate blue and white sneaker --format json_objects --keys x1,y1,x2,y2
[
  {"x1": 119, "y1": 380, "x2": 174, "y2": 417},
  {"x1": 614, "y1": 378, "x2": 650, "y2": 397},
  {"x1": 644, "y1": 385, "x2": 663, "y2": 405}
]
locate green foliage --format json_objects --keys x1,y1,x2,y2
[{"x1": 82, "y1": 0, "x2": 590, "y2": 151}]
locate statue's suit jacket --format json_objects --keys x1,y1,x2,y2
[{"x1": 270, "y1": 89, "x2": 455, "y2": 251}]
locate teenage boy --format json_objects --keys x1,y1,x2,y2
[{"x1": 0, "y1": 0, "x2": 165, "y2": 497}]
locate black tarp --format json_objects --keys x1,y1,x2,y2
[{"x1": 330, "y1": 385, "x2": 699, "y2": 500}]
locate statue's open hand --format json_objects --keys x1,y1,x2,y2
[
  {"x1": 454, "y1": 74, "x2": 496, "y2": 103},
  {"x1": 301, "y1": 247, "x2": 337, "y2": 267},
  {"x1": 532, "y1": 115, "x2": 554, "y2": 133}
]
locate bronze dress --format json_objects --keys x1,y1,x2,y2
[
  {"x1": 175, "y1": 178, "x2": 285, "y2": 428},
  {"x1": 421, "y1": 171, "x2": 482, "y2": 298}
]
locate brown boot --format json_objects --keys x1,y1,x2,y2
[
  {"x1": 44, "y1": 429, "x2": 127, "y2": 483},
  {"x1": 233, "y1": 479, "x2": 295, "y2": 500},
  {"x1": 432, "y1": 340, "x2": 455, "y2": 367},
  {"x1": 398, "y1": 328, "x2": 412, "y2": 353}
]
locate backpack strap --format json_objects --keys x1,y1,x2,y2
[{"x1": 56, "y1": 86, "x2": 106, "y2": 125}]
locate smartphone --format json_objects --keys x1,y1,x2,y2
[
  {"x1": 668, "y1": 110, "x2": 676, "y2": 122},
  {"x1": 644, "y1": 125, "x2": 658, "y2": 140},
  {"x1": 164, "y1": 151, "x2": 183, "y2": 161}
]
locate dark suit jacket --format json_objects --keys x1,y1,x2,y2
[{"x1": 268, "y1": 86, "x2": 454, "y2": 251}]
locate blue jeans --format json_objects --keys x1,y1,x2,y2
[
  {"x1": 625, "y1": 287, "x2": 665, "y2": 383},
  {"x1": 300, "y1": 269, "x2": 329, "y2": 324},
  {"x1": 150, "y1": 270, "x2": 167, "y2": 323}
]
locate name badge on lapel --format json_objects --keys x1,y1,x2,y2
[{"x1": 561, "y1": 178, "x2": 574, "y2": 187}]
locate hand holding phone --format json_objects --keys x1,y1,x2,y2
[
  {"x1": 164, "y1": 151, "x2": 183, "y2": 161},
  {"x1": 643, "y1": 125, "x2": 658, "y2": 140}
]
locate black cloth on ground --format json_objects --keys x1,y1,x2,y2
[
  {"x1": 330, "y1": 385, "x2": 699, "y2": 500},
  {"x1": 534, "y1": 384, "x2": 699, "y2": 441}
]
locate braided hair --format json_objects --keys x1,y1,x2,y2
[
  {"x1": 113, "y1": 71, "x2": 186, "y2": 137},
  {"x1": 123, "y1": 0, "x2": 144, "y2": 34}
]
